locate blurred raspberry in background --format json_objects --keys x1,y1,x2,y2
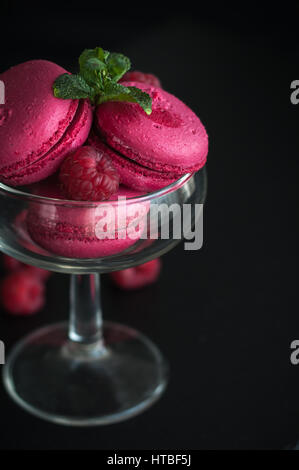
[
  {"x1": 109, "y1": 258, "x2": 161, "y2": 290},
  {"x1": 3, "y1": 255, "x2": 52, "y2": 281},
  {"x1": 0, "y1": 255, "x2": 162, "y2": 315},
  {"x1": 0, "y1": 255, "x2": 51, "y2": 315},
  {"x1": 0, "y1": 269, "x2": 45, "y2": 315}
]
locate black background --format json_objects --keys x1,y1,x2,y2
[{"x1": 0, "y1": 1, "x2": 298, "y2": 450}]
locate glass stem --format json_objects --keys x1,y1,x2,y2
[{"x1": 68, "y1": 273, "x2": 104, "y2": 346}]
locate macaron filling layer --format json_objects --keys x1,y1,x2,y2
[
  {"x1": 89, "y1": 132, "x2": 177, "y2": 185},
  {"x1": 102, "y1": 130, "x2": 203, "y2": 177}
]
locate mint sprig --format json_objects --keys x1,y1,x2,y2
[{"x1": 53, "y1": 47, "x2": 152, "y2": 115}]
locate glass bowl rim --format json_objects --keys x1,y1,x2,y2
[{"x1": 0, "y1": 173, "x2": 193, "y2": 207}]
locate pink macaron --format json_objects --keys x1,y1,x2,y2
[
  {"x1": 26, "y1": 179, "x2": 149, "y2": 258},
  {"x1": 0, "y1": 60, "x2": 93, "y2": 187},
  {"x1": 89, "y1": 81, "x2": 208, "y2": 192}
]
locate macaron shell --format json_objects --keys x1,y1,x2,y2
[
  {"x1": 0, "y1": 61, "x2": 77, "y2": 171},
  {"x1": 89, "y1": 132, "x2": 177, "y2": 192},
  {"x1": 95, "y1": 81, "x2": 208, "y2": 176},
  {"x1": 3, "y1": 99, "x2": 93, "y2": 186}
]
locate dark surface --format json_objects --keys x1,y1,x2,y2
[{"x1": 0, "y1": 6, "x2": 298, "y2": 450}]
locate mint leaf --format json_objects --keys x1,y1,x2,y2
[
  {"x1": 106, "y1": 52, "x2": 130, "y2": 82},
  {"x1": 80, "y1": 48, "x2": 129, "y2": 83},
  {"x1": 53, "y1": 73, "x2": 94, "y2": 100},
  {"x1": 79, "y1": 48, "x2": 108, "y2": 72},
  {"x1": 97, "y1": 81, "x2": 130, "y2": 103},
  {"x1": 79, "y1": 49, "x2": 107, "y2": 90},
  {"x1": 95, "y1": 47, "x2": 110, "y2": 62},
  {"x1": 126, "y1": 86, "x2": 152, "y2": 115},
  {"x1": 98, "y1": 82, "x2": 152, "y2": 115}
]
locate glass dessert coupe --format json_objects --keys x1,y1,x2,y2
[{"x1": 0, "y1": 168, "x2": 207, "y2": 426}]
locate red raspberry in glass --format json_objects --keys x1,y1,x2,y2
[
  {"x1": 59, "y1": 146, "x2": 120, "y2": 201},
  {"x1": 120, "y1": 71, "x2": 162, "y2": 88},
  {"x1": 110, "y1": 258, "x2": 161, "y2": 290},
  {"x1": 0, "y1": 269, "x2": 45, "y2": 315}
]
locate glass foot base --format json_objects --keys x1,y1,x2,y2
[{"x1": 2, "y1": 322, "x2": 169, "y2": 426}]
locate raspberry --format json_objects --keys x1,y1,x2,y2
[
  {"x1": 2, "y1": 254, "x2": 51, "y2": 281},
  {"x1": 59, "y1": 146, "x2": 120, "y2": 201},
  {"x1": 110, "y1": 258, "x2": 161, "y2": 290},
  {"x1": 0, "y1": 269, "x2": 45, "y2": 315},
  {"x1": 120, "y1": 71, "x2": 162, "y2": 88}
]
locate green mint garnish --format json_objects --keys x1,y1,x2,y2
[
  {"x1": 53, "y1": 47, "x2": 152, "y2": 115},
  {"x1": 53, "y1": 74, "x2": 95, "y2": 100},
  {"x1": 98, "y1": 82, "x2": 153, "y2": 115}
]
